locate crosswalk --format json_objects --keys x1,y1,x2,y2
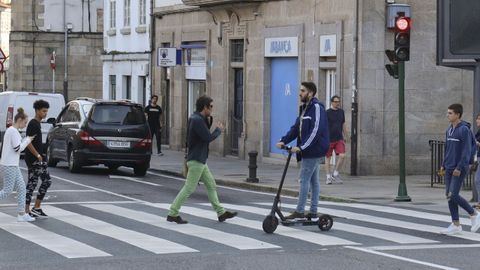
[{"x1": 0, "y1": 201, "x2": 478, "y2": 259}]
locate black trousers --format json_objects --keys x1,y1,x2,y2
[{"x1": 150, "y1": 127, "x2": 162, "y2": 153}]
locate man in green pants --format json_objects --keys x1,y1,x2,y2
[{"x1": 167, "y1": 95, "x2": 237, "y2": 224}]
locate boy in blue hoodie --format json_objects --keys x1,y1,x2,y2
[
  {"x1": 440, "y1": 104, "x2": 480, "y2": 235},
  {"x1": 276, "y1": 82, "x2": 329, "y2": 220}
]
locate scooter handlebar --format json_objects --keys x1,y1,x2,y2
[{"x1": 280, "y1": 145, "x2": 293, "y2": 151}]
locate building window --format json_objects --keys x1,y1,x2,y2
[
  {"x1": 123, "y1": 75, "x2": 131, "y2": 100},
  {"x1": 230, "y1": 39, "x2": 244, "y2": 62},
  {"x1": 109, "y1": 0, "x2": 116, "y2": 29},
  {"x1": 124, "y1": 0, "x2": 130, "y2": 27},
  {"x1": 139, "y1": 0, "x2": 146, "y2": 25},
  {"x1": 109, "y1": 75, "x2": 116, "y2": 100}
]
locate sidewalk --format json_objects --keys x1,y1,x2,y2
[{"x1": 149, "y1": 149, "x2": 472, "y2": 212}]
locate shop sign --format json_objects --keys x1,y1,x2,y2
[{"x1": 265, "y1": 37, "x2": 298, "y2": 57}]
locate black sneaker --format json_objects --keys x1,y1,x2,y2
[
  {"x1": 166, "y1": 215, "x2": 188, "y2": 224},
  {"x1": 31, "y1": 208, "x2": 48, "y2": 219},
  {"x1": 218, "y1": 211, "x2": 237, "y2": 222},
  {"x1": 305, "y1": 212, "x2": 318, "y2": 220},
  {"x1": 285, "y1": 211, "x2": 305, "y2": 220},
  {"x1": 29, "y1": 212, "x2": 39, "y2": 218}
]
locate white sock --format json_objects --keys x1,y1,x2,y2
[
  {"x1": 333, "y1": 170, "x2": 339, "y2": 177},
  {"x1": 327, "y1": 174, "x2": 331, "y2": 178}
]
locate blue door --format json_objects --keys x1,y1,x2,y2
[{"x1": 270, "y1": 58, "x2": 298, "y2": 154}]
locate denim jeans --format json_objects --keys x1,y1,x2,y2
[
  {"x1": 474, "y1": 167, "x2": 480, "y2": 203},
  {"x1": 296, "y1": 157, "x2": 321, "y2": 214},
  {"x1": 445, "y1": 168, "x2": 475, "y2": 221}
]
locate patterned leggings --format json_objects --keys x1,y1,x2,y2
[
  {"x1": 0, "y1": 166, "x2": 26, "y2": 213},
  {"x1": 26, "y1": 162, "x2": 51, "y2": 205}
]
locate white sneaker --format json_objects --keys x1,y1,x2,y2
[
  {"x1": 326, "y1": 176, "x2": 333, "y2": 185},
  {"x1": 471, "y1": 213, "x2": 480, "y2": 232},
  {"x1": 17, "y1": 213, "x2": 36, "y2": 222},
  {"x1": 440, "y1": 223, "x2": 462, "y2": 235},
  {"x1": 332, "y1": 175, "x2": 343, "y2": 184}
]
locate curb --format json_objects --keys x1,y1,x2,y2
[{"x1": 149, "y1": 168, "x2": 354, "y2": 203}]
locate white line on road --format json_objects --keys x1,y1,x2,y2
[
  {"x1": 12, "y1": 190, "x2": 97, "y2": 194},
  {"x1": 0, "y1": 201, "x2": 134, "y2": 207},
  {"x1": 258, "y1": 202, "x2": 480, "y2": 242},
  {"x1": 0, "y1": 212, "x2": 111, "y2": 258},
  {"x1": 215, "y1": 203, "x2": 437, "y2": 245},
  {"x1": 368, "y1": 243, "x2": 480, "y2": 251},
  {"x1": 83, "y1": 204, "x2": 279, "y2": 250},
  {"x1": 108, "y1": 175, "x2": 162, "y2": 187},
  {"x1": 151, "y1": 203, "x2": 359, "y2": 246},
  {"x1": 346, "y1": 246, "x2": 459, "y2": 270},
  {"x1": 45, "y1": 206, "x2": 198, "y2": 254}
]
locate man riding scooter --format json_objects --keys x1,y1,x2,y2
[{"x1": 276, "y1": 82, "x2": 330, "y2": 220}]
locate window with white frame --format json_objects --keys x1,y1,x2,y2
[
  {"x1": 139, "y1": 0, "x2": 146, "y2": 25},
  {"x1": 124, "y1": 0, "x2": 131, "y2": 27},
  {"x1": 109, "y1": 0, "x2": 116, "y2": 29}
]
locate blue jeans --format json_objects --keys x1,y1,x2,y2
[
  {"x1": 296, "y1": 158, "x2": 320, "y2": 214},
  {"x1": 445, "y1": 168, "x2": 475, "y2": 221},
  {"x1": 474, "y1": 167, "x2": 480, "y2": 203}
]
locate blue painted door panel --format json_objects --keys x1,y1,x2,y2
[{"x1": 270, "y1": 58, "x2": 298, "y2": 154}]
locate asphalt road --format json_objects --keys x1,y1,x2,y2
[{"x1": 0, "y1": 163, "x2": 479, "y2": 270}]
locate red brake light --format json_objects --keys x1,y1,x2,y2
[
  {"x1": 79, "y1": 131, "x2": 102, "y2": 145},
  {"x1": 134, "y1": 135, "x2": 152, "y2": 149},
  {"x1": 6, "y1": 106, "x2": 13, "y2": 128}
]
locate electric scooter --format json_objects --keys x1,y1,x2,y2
[{"x1": 262, "y1": 146, "x2": 333, "y2": 234}]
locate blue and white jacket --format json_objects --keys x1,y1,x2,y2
[
  {"x1": 442, "y1": 120, "x2": 473, "y2": 172},
  {"x1": 280, "y1": 97, "x2": 330, "y2": 159}
]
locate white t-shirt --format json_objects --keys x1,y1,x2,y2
[{"x1": 0, "y1": 126, "x2": 32, "y2": 166}]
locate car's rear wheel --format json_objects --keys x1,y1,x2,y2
[
  {"x1": 46, "y1": 144, "x2": 58, "y2": 167},
  {"x1": 68, "y1": 147, "x2": 82, "y2": 173},
  {"x1": 133, "y1": 165, "x2": 148, "y2": 177}
]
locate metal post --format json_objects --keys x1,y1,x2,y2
[
  {"x1": 63, "y1": 1, "x2": 68, "y2": 102},
  {"x1": 53, "y1": 69, "x2": 55, "y2": 93},
  {"x1": 246, "y1": 151, "x2": 259, "y2": 183},
  {"x1": 395, "y1": 61, "x2": 411, "y2": 201},
  {"x1": 474, "y1": 63, "x2": 480, "y2": 124}
]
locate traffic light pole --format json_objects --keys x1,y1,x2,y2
[{"x1": 395, "y1": 61, "x2": 411, "y2": 202}]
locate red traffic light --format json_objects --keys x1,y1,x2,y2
[{"x1": 395, "y1": 17, "x2": 411, "y2": 32}]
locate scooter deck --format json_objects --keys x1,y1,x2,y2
[{"x1": 281, "y1": 219, "x2": 319, "y2": 226}]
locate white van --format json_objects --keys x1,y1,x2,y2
[{"x1": 0, "y1": 91, "x2": 65, "y2": 152}]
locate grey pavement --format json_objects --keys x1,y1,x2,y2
[{"x1": 151, "y1": 148, "x2": 473, "y2": 212}]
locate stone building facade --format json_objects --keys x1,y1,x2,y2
[
  {"x1": 8, "y1": 0, "x2": 104, "y2": 100},
  {"x1": 153, "y1": 0, "x2": 473, "y2": 175}
]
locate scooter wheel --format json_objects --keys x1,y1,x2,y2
[
  {"x1": 318, "y1": 214, "x2": 333, "y2": 231},
  {"x1": 262, "y1": 215, "x2": 279, "y2": 234}
]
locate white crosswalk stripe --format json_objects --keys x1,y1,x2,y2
[
  {"x1": 44, "y1": 206, "x2": 198, "y2": 254},
  {"x1": 0, "y1": 212, "x2": 111, "y2": 258},
  {"x1": 82, "y1": 204, "x2": 280, "y2": 250},
  {"x1": 257, "y1": 202, "x2": 480, "y2": 242},
  {"x1": 151, "y1": 203, "x2": 360, "y2": 246},
  {"x1": 213, "y1": 203, "x2": 438, "y2": 244}
]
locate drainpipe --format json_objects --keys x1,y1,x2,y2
[
  {"x1": 149, "y1": 0, "x2": 155, "y2": 101},
  {"x1": 350, "y1": 0, "x2": 359, "y2": 176},
  {"x1": 63, "y1": 0, "x2": 68, "y2": 102}
]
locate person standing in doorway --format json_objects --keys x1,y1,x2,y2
[
  {"x1": 325, "y1": 95, "x2": 348, "y2": 184},
  {"x1": 0, "y1": 108, "x2": 36, "y2": 222},
  {"x1": 25, "y1": 100, "x2": 51, "y2": 219},
  {"x1": 145, "y1": 95, "x2": 163, "y2": 156},
  {"x1": 439, "y1": 104, "x2": 480, "y2": 235},
  {"x1": 166, "y1": 95, "x2": 237, "y2": 224},
  {"x1": 276, "y1": 82, "x2": 330, "y2": 220}
]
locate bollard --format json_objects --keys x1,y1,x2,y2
[{"x1": 246, "y1": 151, "x2": 259, "y2": 183}]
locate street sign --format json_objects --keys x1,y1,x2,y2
[
  {"x1": 50, "y1": 51, "x2": 56, "y2": 70},
  {"x1": 157, "y1": 48, "x2": 177, "y2": 67}
]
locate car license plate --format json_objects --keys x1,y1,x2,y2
[{"x1": 107, "y1": 141, "x2": 130, "y2": 148}]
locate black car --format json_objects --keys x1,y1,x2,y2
[{"x1": 46, "y1": 99, "x2": 152, "y2": 176}]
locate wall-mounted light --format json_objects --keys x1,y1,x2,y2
[{"x1": 386, "y1": 0, "x2": 395, "y2": 3}]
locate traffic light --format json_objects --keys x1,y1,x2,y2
[{"x1": 394, "y1": 15, "x2": 411, "y2": 61}]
